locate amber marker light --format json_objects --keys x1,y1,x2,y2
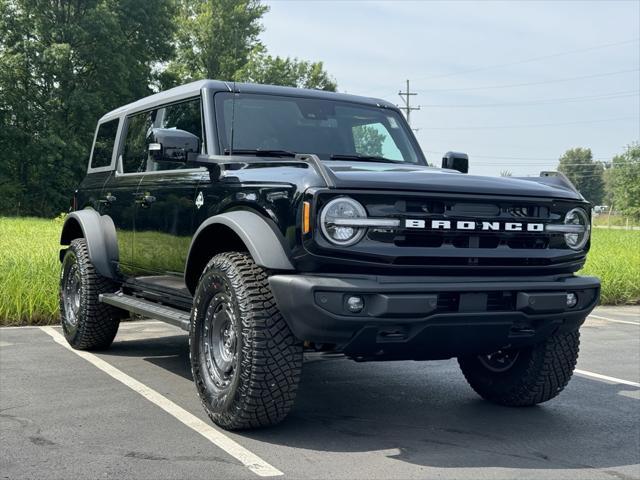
[{"x1": 303, "y1": 201, "x2": 311, "y2": 234}]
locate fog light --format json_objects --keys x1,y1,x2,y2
[
  {"x1": 566, "y1": 292, "x2": 578, "y2": 308},
  {"x1": 346, "y1": 296, "x2": 364, "y2": 313}
]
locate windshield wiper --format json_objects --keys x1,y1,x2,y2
[
  {"x1": 329, "y1": 154, "x2": 400, "y2": 164},
  {"x1": 223, "y1": 148, "x2": 297, "y2": 158}
]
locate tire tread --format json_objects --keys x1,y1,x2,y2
[
  {"x1": 458, "y1": 330, "x2": 580, "y2": 406},
  {"x1": 190, "y1": 252, "x2": 302, "y2": 430},
  {"x1": 60, "y1": 239, "x2": 120, "y2": 350}
]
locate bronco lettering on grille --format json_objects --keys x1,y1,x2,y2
[{"x1": 404, "y1": 219, "x2": 544, "y2": 232}]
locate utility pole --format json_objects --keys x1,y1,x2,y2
[{"x1": 398, "y1": 79, "x2": 420, "y2": 126}]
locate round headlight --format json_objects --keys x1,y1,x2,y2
[
  {"x1": 564, "y1": 208, "x2": 590, "y2": 250},
  {"x1": 320, "y1": 197, "x2": 367, "y2": 246}
]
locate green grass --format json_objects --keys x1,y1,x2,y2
[
  {"x1": 1, "y1": 216, "x2": 638, "y2": 325},
  {"x1": 1, "y1": 217, "x2": 62, "y2": 325},
  {"x1": 581, "y1": 229, "x2": 640, "y2": 305}
]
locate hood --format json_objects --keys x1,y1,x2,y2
[{"x1": 325, "y1": 161, "x2": 583, "y2": 201}]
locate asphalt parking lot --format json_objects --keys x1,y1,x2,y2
[{"x1": 1, "y1": 306, "x2": 639, "y2": 480}]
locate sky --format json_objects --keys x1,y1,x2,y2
[{"x1": 260, "y1": 0, "x2": 640, "y2": 176}]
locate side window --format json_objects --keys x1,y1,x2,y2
[
  {"x1": 120, "y1": 98, "x2": 203, "y2": 174},
  {"x1": 153, "y1": 98, "x2": 203, "y2": 172},
  {"x1": 122, "y1": 110, "x2": 156, "y2": 173},
  {"x1": 91, "y1": 119, "x2": 119, "y2": 169},
  {"x1": 352, "y1": 122, "x2": 403, "y2": 161}
]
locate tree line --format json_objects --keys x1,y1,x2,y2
[
  {"x1": 557, "y1": 144, "x2": 640, "y2": 219},
  {"x1": 0, "y1": 0, "x2": 336, "y2": 217}
]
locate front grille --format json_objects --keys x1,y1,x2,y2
[
  {"x1": 364, "y1": 194, "x2": 572, "y2": 252},
  {"x1": 393, "y1": 256, "x2": 552, "y2": 267},
  {"x1": 392, "y1": 232, "x2": 550, "y2": 249},
  {"x1": 314, "y1": 191, "x2": 588, "y2": 274}
]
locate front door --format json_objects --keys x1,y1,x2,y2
[{"x1": 128, "y1": 97, "x2": 207, "y2": 278}]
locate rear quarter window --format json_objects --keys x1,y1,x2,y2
[{"x1": 90, "y1": 119, "x2": 119, "y2": 169}]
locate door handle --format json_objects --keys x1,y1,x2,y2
[
  {"x1": 98, "y1": 194, "x2": 117, "y2": 205},
  {"x1": 135, "y1": 193, "x2": 156, "y2": 206}
]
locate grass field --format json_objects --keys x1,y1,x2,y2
[{"x1": 1, "y1": 216, "x2": 639, "y2": 325}]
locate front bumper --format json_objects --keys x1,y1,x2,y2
[{"x1": 268, "y1": 273, "x2": 600, "y2": 361}]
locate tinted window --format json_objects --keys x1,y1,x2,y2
[
  {"x1": 214, "y1": 93, "x2": 423, "y2": 164},
  {"x1": 121, "y1": 98, "x2": 203, "y2": 173},
  {"x1": 122, "y1": 111, "x2": 155, "y2": 173},
  {"x1": 154, "y1": 99, "x2": 203, "y2": 171},
  {"x1": 91, "y1": 119, "x2": 119, "y2": 168},
  {"x1": 162, "y1": 100, "x2": 203, "y2": 139}
]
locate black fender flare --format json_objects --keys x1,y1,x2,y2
[
  {"x1": 185, "y1": 211, "x2": 295, "y2": 289},
  {"x1": 59, "y1": 210, "x2": 119, "y2": 279}
]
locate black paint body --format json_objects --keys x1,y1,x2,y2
[{"x1": 68, "y1": 81, "x2": 600, "y2": 360}]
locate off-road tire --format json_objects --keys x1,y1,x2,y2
[
  {"x1": 458, "y1": 330, "x2": 580, "y2": 406},
  {"x1": 59, "y1": 239, "x2": 121, "y2": 350},
  {"x1": 190, "y1": 252, "x2": 303, "y2": 430}
]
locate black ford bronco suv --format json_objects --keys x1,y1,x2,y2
[{"x1": 59, "y1": 80, "x2": 600, "y2": 430}]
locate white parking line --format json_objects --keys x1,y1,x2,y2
[
  {"x1": 40, "y1": 326, "x2": 283, "y2": 477},
  {"x1": 588, "y1": 314, "x2": 640, "y2": 326},
  {"x1": 595, "y1": 310, "x2": 640, "y2": 318},
  {"x1": 0, "y1": 325, "x2": 49, "y2": 330},
  {"x1": 575, "y1": 369, "x2": 640, "y2": 388}
]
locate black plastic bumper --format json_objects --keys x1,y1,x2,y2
[{"x1": 268, "y1": 273, "x2": 600, "y2": 361}]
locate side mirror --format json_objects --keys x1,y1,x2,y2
[
  {"x1": 148, "y1": 128, "x2": 200, "y2": 163},
  {"x1": 442, "y1": 151, "x2": 469, "y2": 173}
]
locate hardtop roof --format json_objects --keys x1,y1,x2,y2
[{"x1": 98, "y1": 80, "x2": 398, "y2": 123}]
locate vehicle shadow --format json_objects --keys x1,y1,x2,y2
[
  {"x1": 252, "y1": 356, "x2": 640, "y2": 473},
  {"x1": 105, "y1": 332, "x2": 640, "y2": 473},
  {"x1": 106, "y1": 330, "x2": 193, "y2": 381}
]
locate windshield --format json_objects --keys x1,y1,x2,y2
[{"x1": 214, "y1": 92, "x2": 425, "y2": 164}]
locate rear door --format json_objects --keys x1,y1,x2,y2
[
  {"x1": 130, "y1": 97, "x2": 207, "y2": 279},
  {"x1": 91, "y1": 117, "x2": 139, "y2": 276}
]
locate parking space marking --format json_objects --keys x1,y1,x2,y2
[
  {"x1": 0, "y1": 325, "x2": 50, "y2": 330},
  {"x1": 588, "y1": 314, "x2": 640, "y2": 326},
  {"x1": 40, "y1": 326, "x2": 283, "y2": 477},
  {"x1": 575, "y1": 369, "x2": 640, "y2": 388}
]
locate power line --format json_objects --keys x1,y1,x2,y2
[
  {"x1": 419, "y1": 90, "x2": 639, "y2": 108},
  {"x1": 469, "y1": 162, "x2": 621, "y2": 166},
  {"x1": 419, "y1": 68, "x2": 640, "y2": 92},
  {"x1": 359, "y1": 38, "x2": 640, "y2": 97},
  {"x1": 398, "y1": 79, "x2": 420, "y2": 126},
  {"x1": 414, "y1": 38, "x2": 640, "y2": 82},
  {"x1": 422, "y1": 149, "x2": 619, "y2": 161},
  {"x1": 514, "y1": 172, "x2": 623, "y2": 178},
  {"x1": 420, "y1": 115, "x2": 638, "y2": 130}
]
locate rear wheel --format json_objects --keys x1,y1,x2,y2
[
  {"x1": 190, "y1": 252, "x2": 303, "y2": 430},
  {"x1": 59, "y1": 239, "x2": 121, "y2": 350},
  {"x1": 458, "y1": 330, "x2": 580, "y2": 406}
]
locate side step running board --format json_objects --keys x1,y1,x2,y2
[{"x1": 100, "y1": 292, "x2": 191, "y2": 331}]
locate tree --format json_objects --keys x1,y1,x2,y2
[
  {"x1": 165, "y1": 0, "x2": 336, "y2": 91},
  {"x1": 236, "y1": 48, "x2": 336, "y2": 91},
  {"x1": 166, "y1": 0, "x2": 268, "y2": 84},
  {"x1": 557, "y1": 148, "x2": 605, "y2": 204},
  {"x1": 0, "y1": 0, "x2": 176, "y2": 216},
  {"x1": 607, "y1": 143, "x2": 640, "y2": 219},
  {"x1": 353, "y1": 125, "x2": 385, "y2": 156},
  {"x1": 0, "y1": 0, "x2": 337, "y2": 217}
]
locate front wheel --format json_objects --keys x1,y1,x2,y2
[
  {"x1": 458, "y1": 330, "x2": 580, "y2": 406},
  {"x1": 189, "y1": 252, "x2": 303, "y2": 430}
]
